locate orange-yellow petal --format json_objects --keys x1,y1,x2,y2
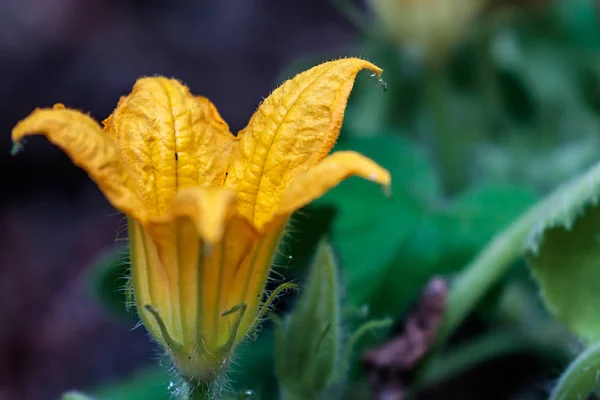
[
  {"x1": 141, "y1": 187, "x2": 271, "y2": 357},
  {"x1": 274, "y1": 151, "x2": 391, "y2": 221},
  {"x1": 141, "y1": 187, "x2": 243, "y2": 348},
  {"x1": 103, "y1": 77, "x2": 236, "y2": 216},
  {"x1": 148, "y1": 187, "x2": 238, "y2": 245},
  {"x1": 224, "y1": 58, "x2": 383, "y2": 227},
  {"x1": 132, "y1": 209, "x2": 282, "y2": 378},
  {"x1": 12, "y1": 105, "x2": 144, "y2": 220},
  {"x1": 129, "y1": 218, "x2": 175, "y2": 344}
]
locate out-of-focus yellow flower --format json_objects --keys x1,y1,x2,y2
[
  {"x1": 12, "y1": 59, "x2": 391, "y2": 381},
  {"x1": 368, "y1": 0, "x2": 485, "y2": 58}
]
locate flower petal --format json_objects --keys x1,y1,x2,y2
[
  {"x1": 142, "y1": 187, "x2": 241, "y2": 346},
  {"x1": 103, "y1": 77, "x2": 236, "y2": 216},
  {"x1": 142, "y1": 187, "x2": 272, "y2": 353},
  {"x1": 273, "y1": 151, "x2": 391, "y2": 222},
  {"x1": 148, "y1": 187, "x2": 239, "y2": 245},
  {"x1": 224, "y1": 58, "x2": 383, "y2": 227},
  {"x1": 12, "y1": 105, "x2": 144, "y2": 220}
]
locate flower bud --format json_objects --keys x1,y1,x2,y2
[
  {"x1": 368, "y1": 0, "x2": 484, "y2": 60},
  {"x1": 274, "y1": 240, "x2": 342, "y2": 399}
]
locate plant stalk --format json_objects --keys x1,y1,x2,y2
[
  {"x1": 550, "y1": 341, "x2": 600, "y2": 400},
  {"x1": 437, "y1": 206, "x2": 539, "y2": 343},
  {"x1": 438, "y1": 159, "x2": 600, "y2": 344},
  {"x1": 424, "y1": 62, "x2": 467, "y2": 194},
  {"x1": 186, "y1": 381, "x2": 212, "y2": 400}
]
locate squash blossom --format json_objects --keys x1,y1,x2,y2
[{"x1": 11, "y1": 58, "x2": 390, "y2": 381}]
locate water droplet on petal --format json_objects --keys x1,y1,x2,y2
[{"x1": 369, "y1": 73, "x2": 388, "y2": 92}]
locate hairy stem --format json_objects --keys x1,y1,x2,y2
[
  {"x1": 438, "y1": 207, "x2": 539, "y2": 343},
  {"x1": 550, "y1": 341, "x2": 600, "y2": 400},
  {"x1": 439, "y1": 159, "x2": 600, "y2": 343},
  {"x1": 186, "y1": 380, "x2": 212, "y2": 400}
]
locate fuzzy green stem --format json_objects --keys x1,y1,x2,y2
[
  {"x1": 186, "y1": 380, "x2": 212, "y2": 400},
  {"x1": 439, "y1": 159, "x2": 600, "y2": 343},
  {"x1": 476, "y1": 29, "x2": 502, "y2": 136},
  {"x1": 550, "y1": 341, "x2": 600, "y2": 400},
  {"x1": 340, "y1": 318, "x2": 393, "y2": 376},
  {"x1": 418, "y1": 330, "x2": 527, "y2": 388},
  {"x1": 437, "y1": 209, "x2": 539, "y2": 343},
  {"x1": 425, "y1": 63, "x2": 466, "y2": 194}
]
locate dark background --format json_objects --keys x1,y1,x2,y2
[{"x1": 0, "y1": 1, "x2": 356, "y2": 398}]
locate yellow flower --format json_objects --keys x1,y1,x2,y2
[
  {"x1": 368, "y1": 0, "x2": 484, "y2": 59},
  {"x1": 12, "y1": 58, "x2": 390, "y2": 381}
]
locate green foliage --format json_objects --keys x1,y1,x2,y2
[
  {"x1": 318, "y1": 135, "x2": 537, "y2": 319},
  {"x1": 229, "y1": 331, "x2": 278, "y2": 399},
  {"x1": 556, "y1": 0, "x2": 600, "y2": 51},
  {"x1": 318, "y1": 135, "x2": 435, "y2": 313},
  {"x1": 274, "y1": 241, "x2": 342, "y2": 400},
  {"x1": 88, "y1": 249, "x2": 133, "y2": 321},
  {"x1": 93, "y1": 368, "x2": 172, "y2": 400},
  {"x1": 527, "y1": 161, "x2": 600, "y2": 344},
  {"x1": 549, "y1": 341, "x2": 600, "y2": 400}
]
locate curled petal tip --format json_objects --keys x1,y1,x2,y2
[{"x1": 10, "y1": 106, "x2": 145, "y2": 220}]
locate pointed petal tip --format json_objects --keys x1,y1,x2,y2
[
  {"x1": 369, "y1": 169, "x2": 392, "y2": 197},
  {"x1": 335, "y1": 57, "x2": 383, "y2": 75}
]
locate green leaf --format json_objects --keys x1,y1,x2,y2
[
  {"x1": 319, "y1": 135, "x2": 538, "y2": 320},
  {"x1": 446, "y1": 184, "x2": 539, "y2": 243},
  {"x1": 527, "y1": 161, "x2": 600, "y2": 343},
  {"x1": 229, "y1": 330, "x2": 278, "y2": 400},
  {"x1": 318, "y1": 135, "x2": 438, "y2": 309},
  {"x1": 335, "y1": 134, "x2": 441, "y2": 203},
  {"x1": 275, "y1": 241, "x2": 342, "y2": 399},
  {"x1": 276, "y1": 206, "x2": 336, "y2": 282},
  {"x1": 556, "y1": 0, "x2": 600, "y2": 51},
  {"x1": 94, "y1": 368, "x2": 172, "y2": 400},
  {"x1": 549, "y1": 340, "x2": 600, "y2": 400},
  {"x1": 87, "y1": 249, "x2": 134, "y2": 320},
  {"x1": 369, "y1": 184, "x2": 537, "y2": 319},
  {"x1": 434, "y1": 184, "x2": 537, "y2": 271}
]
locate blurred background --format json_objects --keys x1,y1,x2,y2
[{"x1": 2, "y1": 0, "x2": 600, "y2": 399}]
